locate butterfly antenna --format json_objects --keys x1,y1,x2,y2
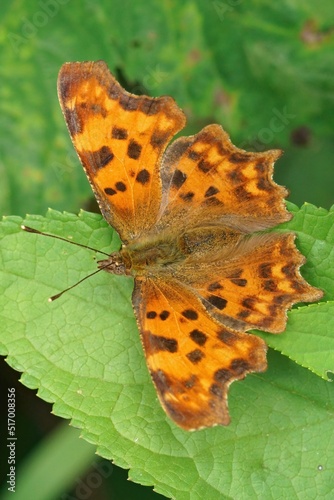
[
  {"x1": 48, "y1": 269, "x2": 98, "y2": 301},
  {"x1": 21, "y1": 225, "x2": 110, "y2": 256},
  {"x1": 22, "y1": 225, "x2": 115, "y2": 301},
  {"x1": 48, "y1": 261, "x2": 113, "y2": 301}
]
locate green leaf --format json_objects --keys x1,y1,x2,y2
[{"x1": 0, "y1": 208, "x2": 333, "y2": 499}]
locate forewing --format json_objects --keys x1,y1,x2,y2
[{"x1": 58, "y1": 61, "x2": 186, "y2": 242}]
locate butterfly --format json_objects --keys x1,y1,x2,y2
[{"x1": 57, "y1": 61, "x2": 323, "y2": 430}]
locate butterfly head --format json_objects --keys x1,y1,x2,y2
[{"x1": 97, "y1": 252, "x2": 130, "y2": 276}]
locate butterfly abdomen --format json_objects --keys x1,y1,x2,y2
[{"x1": 179, "y1": 226, "x2": 241, "y2": 257}]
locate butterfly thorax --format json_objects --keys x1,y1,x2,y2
[{"x1": 98, "y1": 226, "x2": 241, "y2": 277}]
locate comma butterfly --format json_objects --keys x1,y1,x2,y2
[{"x1": 57, "y1": 61, "x2": 323, "y2": 430}]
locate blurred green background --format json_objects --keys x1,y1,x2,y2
[{"x1": 1, "y1": 0, "x2": 333, "y2": 498}]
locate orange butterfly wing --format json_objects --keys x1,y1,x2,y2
[
  {"x1": 158, "y1": 124, "x2": 291, "y2": 233},
  {"x1": 174, "y1": 232, "x2": 323, "y2": 334},
  {"x1": 58, "y1": 61, "x2": 186, "y2": 243},
  {"x1": 133, "y1": 277, "x2": 267, "y2": 430}
]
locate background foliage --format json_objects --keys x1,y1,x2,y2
[{"x1": 0, "y1": 1, "x2": 333, "y2": 498}]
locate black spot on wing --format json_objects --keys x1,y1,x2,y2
[
  {"x1": 127, "y1": 139, "x2": 142, "y2": 159},
  {"x1": 112, "y1": 126, "x2": 128, "y2": 139},
  {"x1": 147, "y1": 311, "x2": 157, "y2": 319},
  {"x1": 258, "y1": 263, "x2": 272, "y2": 278},
  {"x1": 159, "y1": 310, "x2": 170, "y2": 321},
  {"x1": 207, "y1": 282, "x2": 223, "y2": 292},
  {"x1": 104, "y1": 187, "x2": 116, "y2": 196},
  {"x1": 257, "y1": 178, "x2": 271, "y2": 190},
  {"x1": 90, "y1": 146, "x2": 114, "y2": 169},
  {"x1": 227, "y1": 169, "x2": 245, "y2": 184},
  {"x1": 136, "y1": 169, "x2": 150, "y2": 184},
  {"x1": 263, "y1": 280, "x2": 277, "y2": 292},
  {"x1": 198, "y1": 159, "x2": 212, "y2": 173},
  {"x1": 172, "y1": 169, "x2": 187, "y2": 189},
  {"x1": 281, "y1": 263, "x2": 295, "y2": 278},
  {"x1": 242, "y1": 297, "x2": 257, "y2": 309},
  {"x1": 186, "y1": 349, "x2": 205, "y2": 364},
  {"x1": 230, "y1": 278, "x2": 247, "y2": 287},
  {"x1": 208, "y1": 295, "x2": 227, "y2": 310},
  {"x1": 104, "y1": 181, "x2": 126, "y2": 195},
  {"x1": 188, "y1": 150, "x2": 201, "y2": 161},
  {"x1": 115, "y1": 181, "x2": 126, "y2": 192},
  {"x1": 189, "y1": 329, "x2": 207, "y2": 346},
  {"x1": 180, "y1": 191, "x2": 194, "y2": 202},
  {"x1": 181, "y1": 309, "x2": 198, "y2": 320},
  {"x1": 204, "y1": 186, "x2": 220, "y2": 198},
  {"x1": 149, "y1": 334, "x2": 178, "y2": 353},
  {"x1": 234, "y1": 185, "x2": 253, "y2": 201}
]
